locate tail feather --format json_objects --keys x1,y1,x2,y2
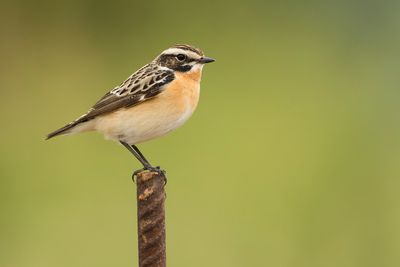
[
  {"x1": 46, "y1": 122, "x2": 80, "y2": 140},
  {"x1": 46, "y1": 112, "x2": 93, "y2": 140}
]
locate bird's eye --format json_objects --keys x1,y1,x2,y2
[{"x1": 176, "y1": 54, "x2": 186, "y2": 61}]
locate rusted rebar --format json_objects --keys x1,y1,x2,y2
[{"x1": 135, "y1": 170, "x2": 167, "y2": 267}]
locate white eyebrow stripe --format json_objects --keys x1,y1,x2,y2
[
  {"x1": 160, "y1": 48, "x2": 201, "y2": 59},
  {"x1": 161, "y1": 48, "x2": 187, "y2": 55}
]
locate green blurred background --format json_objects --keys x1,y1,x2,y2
[{"x1": 1, "y1": 0, "x2": 400, "y2": 266}]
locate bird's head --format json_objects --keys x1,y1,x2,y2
[{"x1": 155, "y1": 44, "x2": 215, "y2": 73}]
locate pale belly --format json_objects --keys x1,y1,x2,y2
[{"x1": 93, "y1": 79, "x2": 200, "y2": 144}]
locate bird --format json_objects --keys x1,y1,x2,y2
[{"x1": 46, "y1": 44, "x2": 215, "y2": 174}]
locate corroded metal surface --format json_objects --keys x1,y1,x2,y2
[{"x1": 136, "y1": 171, "x2": 166, "y2": 267}]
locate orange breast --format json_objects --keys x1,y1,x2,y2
[
  {"x1": 168, "y1": 69, "x2": 202, "y2": 113},
  {"x1": 93, "y1": 68, "x2": 203, "y2": 144}
]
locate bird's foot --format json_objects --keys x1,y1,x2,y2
[
  {"x1": 132, "y1": 165, "x2": 167, "y2": 185},
  {"x1": 146, "y1": 165, "x2": 166, "y2": 175},
  {"x1": 145, "y1": 166, "x2": 167, "y2": 185}
]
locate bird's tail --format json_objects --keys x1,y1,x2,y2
[{"x1": 46, "y1": 121, "x2": 80, "y2": 140}]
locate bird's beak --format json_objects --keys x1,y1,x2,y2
[{"x1": 198, "y1": 57, "x2": 215, "y2": 64}]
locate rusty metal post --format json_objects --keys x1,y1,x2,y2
[{"x1": 135, "y1": 171, "x2": 167, "y2": 267}]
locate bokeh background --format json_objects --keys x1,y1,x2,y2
[{"x1": 1, "y1": 1, "x2": 400, "y2": 266}]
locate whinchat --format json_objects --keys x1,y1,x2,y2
[{"x1": 47, "y1": 44, "x2": 215, "y2": 173}]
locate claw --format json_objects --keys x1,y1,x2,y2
[
  {"x1": 131, "y1": 168, "x2": 146, "y2": 183},
  {"x1": 133, "y1": 168, "x2": 145, "y2": 177},
  {"x1": 131, "y1": 165, "x2": 167, "y2": 185},
  {"x1": 146, "y1": 166, "x2": 166, "y2": 176}
]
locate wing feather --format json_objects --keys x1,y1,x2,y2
[
  {"x1": 46, "y1": 64, "x2": 174, "y2": 139},
  {"x1": 82, "y1": 65, "x2": 174, "y2": 121}
]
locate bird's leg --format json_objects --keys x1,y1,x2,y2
[
  {"x1": 120, "y1": 141, "x2": 166, "y2": 180},
  {"x1": 131, "y1": 144, "x2": 165, "y2": 177},
  {"x1": 130, "y1": 144, "x2": 151, "y2": 166},
  {"x1": 120, "y1": 141, "x2": 150, "y2": 168}
]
